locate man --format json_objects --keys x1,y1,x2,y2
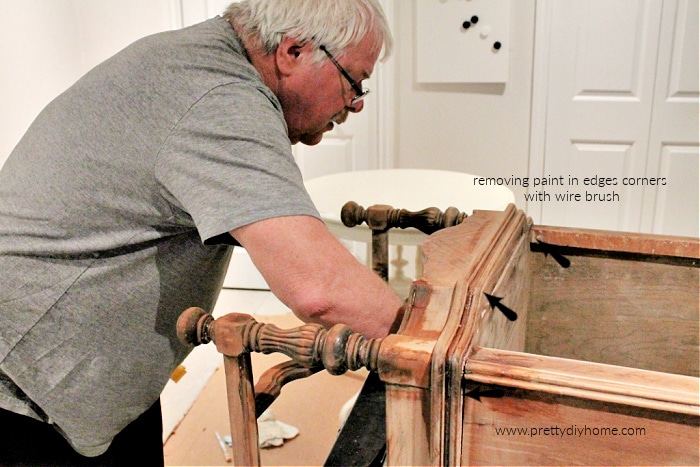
[{"x1": 0, "y1": 0, "x2": 403, "y2": 464}]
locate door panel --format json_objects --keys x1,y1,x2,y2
[
  {"x1": 294, "y1": 137, "x2": 354, "y2": 181},
  {"x1": 573, "y1": 1, "x2": 649, "y2": 99},
  {"x1": 537, "y1": 0, "x2": 698, "y2": 236},
  {"x1": 293, "y1": 73, "x2": 380, "y2": 180},
  {"x1": 642, "y1": 0, "x2": 699, "y2": 236},
  {"x1": 652, "y1": 146, "x2": 699, "y2": 236},
  {"x1": 540, "y1": 0, "x2": 662, "y2": 232}
]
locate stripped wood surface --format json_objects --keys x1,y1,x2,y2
[
  {"x1": 532, "y1": 224, "x2": 700, "y2": 259},
  {"x1": 461, "y1": 386, "x2": 698, "y2": 466},
  {"x1": 178, "y1": 207, "x2": 699, "y2": 466},
  {"x1": 526, "y1": 251, "x2": 699, "y2": 377},
  {"x1": 384, "y1": 207, "x2": 699, "y2": 466},
  {"x1": 465, "y1": 347, "x2": 699, "y2": 415}
]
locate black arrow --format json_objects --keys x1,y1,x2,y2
[
  {"x1": 484, "y1": 293, "x2": 518, "y2": 321},
  {"x1": 465, "y1": 385, "x2": 505, "y2": 402},
  {"x1": 537, "y1": 240, "x2": 571, "y2": 268}
]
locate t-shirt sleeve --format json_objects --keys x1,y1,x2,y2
[{"x1": 155, "y1": 82, "x2": 320, "y2": 243}]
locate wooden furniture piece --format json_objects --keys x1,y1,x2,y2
[{"x1": 178, "y1": 205, "x2": 699, "y2": 466}]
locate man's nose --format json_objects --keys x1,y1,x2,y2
[{"x1": 348, "y1": 99, "x2": 364, "y2": 113}]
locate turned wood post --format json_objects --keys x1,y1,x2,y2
[
  {"x1": 177, "y1": 308, "x2": 260, "y2": 466},
  {"x1": 341, "y1": 201, "x2": 468, "y2": 281},
  {"x1": 176, "y1": 307, "x2": 384, "y2": 466}
]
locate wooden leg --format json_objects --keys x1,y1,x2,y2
[
  {"x1": 389, "y1": 245, "x2": 413, "y2": 298},
  {"x1": 223, "y1": 353, "x2": 260, "y2": 467},
  {"x1": 371, "y1": 229, "x2": 389, "y2": 281},
  {"x1": 415, "y1": 245, "x2": 424, "y2": 280}
]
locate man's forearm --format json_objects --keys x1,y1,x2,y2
[{"x1": 231, "y1": 215, "x2": 404, "y2": 338}]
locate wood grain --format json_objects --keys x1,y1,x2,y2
[{"x1": 526, "y1": 246, "x2": 699, "y2": 377}]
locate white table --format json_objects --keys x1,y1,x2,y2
[{"x1": 304, "y1": 169, "x2": 515, "y2": 295}]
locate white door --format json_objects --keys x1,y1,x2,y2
[
  {"x1": 292, "y1": 0, "x2": 398, "y2": 180},
  {"x1": 293, "y1": 89, "x2": 380, "y2": 180},
  {"x1": 198, "y1": 0, "x2": 394, "y2": 287},
  {"x1": 529, "y1": 0, "x2": 698, "y2": 236},
  {"x1": 641, "y1": 0, "x2": 699, "y2": 236},
  {"x1": 179, "y1": 0, "x2": 386, "y2": 181}
]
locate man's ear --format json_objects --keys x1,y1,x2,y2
[{"x1": 276, "y1": 36, "x2": 311, "y2": 76}]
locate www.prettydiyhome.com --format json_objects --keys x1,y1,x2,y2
[{"x1": 494, "y1": 425, "x2": 646, "y2": 437}]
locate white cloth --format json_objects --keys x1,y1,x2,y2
[{"x1": 257, "y1": 408, "x2": 299, "y2": 448}]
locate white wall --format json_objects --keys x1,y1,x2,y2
[
  {"x1": 0, "y1": 0, "x2": 177, "y2": 167},
  {"x1": 1, "y1": 0, "x2": 78, "y2": 166},
  {"x1": 2, "y1": 0, "x2": 535, "y2": 184},
  {"x1": 3, "y1": 0, "x2": 696, "y2": 236},
  {"x1": 392, "y1": 1, "x2": 536, "y2": 210}
]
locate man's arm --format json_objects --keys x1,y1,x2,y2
[{"x1": 230, "y1": 215, "x2": 404, "y2": 338}]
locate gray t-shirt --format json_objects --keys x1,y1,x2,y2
[{"x1": 0, "y1": 17, "x2": 319, "y2": 456}]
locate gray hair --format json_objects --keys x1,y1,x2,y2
[{"x1": 223, "y1": 0, "x2": 392, "y2": 63}]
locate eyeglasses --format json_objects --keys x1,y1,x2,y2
[{"x1": 319, "y1": 45, "x2": 370, "y2": 105}]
